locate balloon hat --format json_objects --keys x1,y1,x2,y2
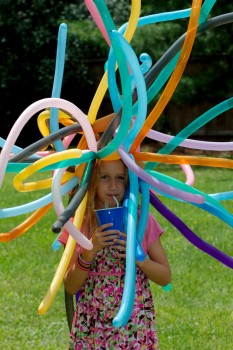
[{"x1": 1, "y1": 0, "x2": 233, "y2": 327}]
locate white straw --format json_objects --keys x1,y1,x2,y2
[{"x1": 113, "y1": 196, "x2": 119, "y2": 207}]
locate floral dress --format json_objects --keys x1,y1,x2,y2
[{"x1": 69, "y1": 246, "x2": 159, "y2": 350}]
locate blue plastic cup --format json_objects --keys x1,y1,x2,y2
[{"x1": 95, "y1": 207, "x2": 124, "y2": 241}]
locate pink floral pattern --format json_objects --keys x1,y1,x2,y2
[{"x1": 69, "y1": 247, "x2": 159, "y2": 349}]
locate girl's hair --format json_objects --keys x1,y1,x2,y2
[
  {"x1": 85, "y1": 159, "x2": 101, "y2": 235},
  {"x1": 85, "y1": 159, "x2": 128, "y2": 236}
]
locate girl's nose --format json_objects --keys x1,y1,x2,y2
[{"x1": 109, "y1": 179, "x2": 117, "y2": 189}]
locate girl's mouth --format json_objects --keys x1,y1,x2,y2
[
  {"x1": 105, "y1": 194, "x2": 120, "y2": 207},
  {"x1": 106, "y1": 194, "x2": 119, "y2": 198}
]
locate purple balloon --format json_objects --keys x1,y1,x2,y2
[
  {"x1": 149, "y1": 191, "x2": 233, "y2": 269},
  {"x1": 147, "y1": 129, "x2": 233, "y2": 151}
]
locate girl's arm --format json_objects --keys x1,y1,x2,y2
[
  {"x1": 64, "y1": 223, "x2": 121, "y2": 295},
  {"x1": 115, "y1": 233, "x2": 171, "y2": 286},
  {"x1": 136, "y1": 237, "x2": 171, "y2": 286},
  {"x1": 63, "y1": 249, "x2": 92, "y2": 295}
]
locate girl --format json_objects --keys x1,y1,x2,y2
[{"x1": 59, "y1": 159, "x2": 171, "y2": 349}]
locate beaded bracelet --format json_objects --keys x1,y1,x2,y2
[
  {"x1": 79, "y1": 253, "x2": 94, "y2": 266},
  {"x1": 76, "y1": 259, "x2": 90, "y2": 272}
]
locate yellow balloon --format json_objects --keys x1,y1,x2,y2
[
  {"x1": 37, "y1": 110, "x2": 50, "y2": 138},
  {"x1": 130, "y1": 0, "x2": 202, "y2": 153},
  {"x1": 38, "y1": 192, "x2": 88, "y2": 315},
  {"x1": 37, "y1": 109, "x2": 75, "y2": 139},
  {"x1": 13, "y1": 149, "x2": 82, "y2": 192}
]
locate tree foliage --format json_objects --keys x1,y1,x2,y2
[{"x1": 0, "y1": 1, "x2": 232, "y2": 145}]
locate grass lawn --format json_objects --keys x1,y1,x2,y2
[{"x1": 0, "y1": 166, "x2": 232, "y2": 349}]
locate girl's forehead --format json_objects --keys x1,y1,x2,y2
[{"x1": 99, "y1": 160, "x2": 125, "y2": 173}]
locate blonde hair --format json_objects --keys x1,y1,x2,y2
[
  {"x1": 85, "y1": 159, "x2": 101, "y2": 235},
  {"x1": 67, "y1": 163, "x2": 99, "y2": 238}
]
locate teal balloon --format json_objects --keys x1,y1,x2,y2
[
  {"x1": 162, "y1": 283, "x2": 172, "y2": 292},
  {"x1": 146, "y1": 98, "x2": 233, "y2": 170},
  {"x1": 97, "y1": 30, "x2": 132, "y2": 159}
]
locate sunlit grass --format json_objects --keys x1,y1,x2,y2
[
  {"x1": 151, "y1": 165, "x2": 233, "y2": 350},
  {"x1": 1, "y1": 166, "x2": 232, "y2": 349}
]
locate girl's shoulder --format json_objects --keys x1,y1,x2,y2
[
  {"x1": 137, "y1": 206, "x2": 163, "y2": 235},
  {"x1": 147, "y1": 212, "x2": 163, "y2": 233},
  {"x1": 141, "y1": 212, "x2": 164, "y2": 254}
]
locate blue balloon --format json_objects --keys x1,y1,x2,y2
[
  {"x1": 1, "y1": 137, "x2": 41, "y2": 161},
  {"x1": 137, "y1": 180, "x2": 149, "y2": 244},
  {"x1": 210, "y1": 191, "x2": 233, "y2": 201},
  {"x1": 111, "y1": 32, "x2": 147, "y2": 152},
  {"x1": 118, "y1": 9, "x2": 191, "y2": 36},
  {"x1": 0, "y1": 177, "x2": 78, "y2": 218},
  {"x1": 123, "y1": 185, "x2": 145, "y2": 262},
  {"x1": 107, "y1": 45, "x2": 122, "y2": 113},
  {"x1": 50, "y1": 23, "x2": 67, "y2": 152},
  {"x1": 52, "y1": 238, "x2": 62, "y2": 251},
  {"x1": 112, "y1": 159, "x2": 138, "y2": 328},
  {"x1": 138, "y1": 53, "x2": 152, "y2": 75}
]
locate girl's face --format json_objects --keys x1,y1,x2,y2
[{"x1": 95, "y1": 160, "x2": 127, "y2": 209}]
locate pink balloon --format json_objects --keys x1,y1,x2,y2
[
  {"x1": 180, "y1": 164, "x2": 195, "y2": 186},
  {"x1": 36, "y1": 151, "x2": 55, "y2": 157},
  {"x1": 62, "y1": 133, "x2": 76, "y2": 149},
  {"x1": 0, "y1": 98, "x2": 97, "y2": 187},
  {"x1": 52, "y1": 167, "x2": 93, "y2": 250},
  {"x1": 84, "y1": 0, "x2": 111, "y2": 45}
]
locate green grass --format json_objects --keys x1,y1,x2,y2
[
  {"x1": 1, "y1": 166, "x2": 233, "y2": 349},
  {"x1": 0, "y1": 174, "x2": 69, "y2": 349}
]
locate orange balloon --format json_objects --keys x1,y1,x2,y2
[
  {"x1": 130, "y1": 0, "x2": 202, "y2": 153},
  {"x1": 92, "y1": 113, "x2": 114, "y2": 132},
  {"x1": 102, "y1": 150, "x2": 121, "y2": 161},
  {"x1": 75, "y1": 162, "x2": 87, "y2": 179},
  {"x1": 134, "y1": 152, "x2": 233, "y2": 169},
  {"x1": 0, "y1": 203, "x2": 52, "y2": 242},
  {"x1": 77, "y1": 135, "x2": 88, "y2": 150}
]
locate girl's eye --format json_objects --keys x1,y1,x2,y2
[
  {"x1": 117, "y1": 176, "x2": 125, "y2": 181},
  {"x1": 100, "y1": 175, "x2": 125, "y2": 181},
  {"x1": 100, "y1": 175, "x2": 108, "y2": 180}
]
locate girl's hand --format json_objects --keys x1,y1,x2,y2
[
  {"x1": 113, "y1": 232, "x2": 127, "y2": 258},
  {"x1": 82, "y1": 223, "x2": 120, "y2": 261}
]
